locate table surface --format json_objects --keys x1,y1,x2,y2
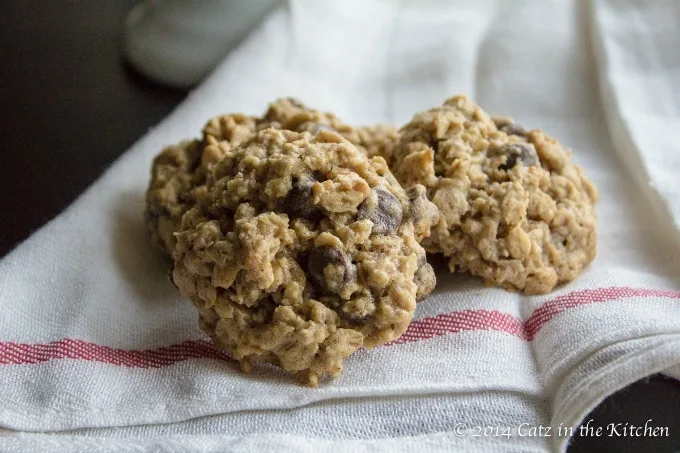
[{"x1": 0, "y1": 1, "x2": 678, "y2": 451}]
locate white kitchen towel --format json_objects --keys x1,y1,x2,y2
[
  {"x1": 1, "y1": 1, "x2": 679, "y2": 452},
  {"x1": 591, "y1": 0, "x2": 680, "y2": 236}
]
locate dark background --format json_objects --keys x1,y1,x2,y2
[
  {"x1": 0, "y1": 1, "x2": 678, "y2": 451},
  {"x1": 0, "y1": 0, "x2": 186, "y2": 254}
]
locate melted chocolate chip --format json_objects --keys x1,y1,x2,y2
[
  {"x1": 497, "y1": 143, "x2": 539, "y2": 171},
  {"x1": 494, "y1": 117, "x2": 527, "y2": 137},
  {"x1": 308, "y1": 246, "x2": 356, "y2": 295},
  {"x1": 280, "y1": 173, "x2": 323, "y2": 221},
  {"x1": 357, "y1": 187, "x2": 403, "y2": 235}
]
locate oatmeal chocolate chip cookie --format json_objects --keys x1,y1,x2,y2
[
  {"x1": 145, "y1": 114, "x2": 258, "y2": 254},
  {"x1": 171, "y1": 128, "x2": 438, "y2": 385},
  {"x1": 391, "y1": 95, "x2": 598, "y2": 295},
  {"x1": 146, "y1": 99, "x2": 398, "y2": 256}
]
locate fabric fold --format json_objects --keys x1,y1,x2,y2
[{"x1": 590, "y1": 0, "x2": 680, "y2": 237}]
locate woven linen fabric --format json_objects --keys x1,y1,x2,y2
[{"x1": 1, "y1": 1, "x2": 679, "y2": 452}]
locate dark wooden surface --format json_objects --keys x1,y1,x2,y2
[
  {"x1": 0, "y1": 0, "x2": 186, "y2": 256},
  {"x1": 0, "y1": 1, "x2": 678, "y2": 451}
]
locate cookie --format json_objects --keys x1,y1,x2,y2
[
  {"x1": 146, "y1": 99, "x2": 398, "y2": 256},
  {"x1": 356, "y1": 124, "x2": 399, "y2": 161},
  {"x1": 391, "y1": 95, "x2": 598, "y2": 295},
  {"x1": 145, "y1": 114, "x2": 258, "y2": 254},
  {"x1": 258, "y1": 97, "x2": 362, "y2": 144},
  {"x1": 260, "y1": 97, "x2": 399, "y2": 159},
  {"x1": 145, "y1": 140, "x2": 203, "y2": 255},
  {"x1": 171, "y1": 128, "x2": 438, "y2": 385}
]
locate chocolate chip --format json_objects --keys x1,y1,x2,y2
[
  {"x1": 499, "y1": 123, "x2": 527, "y2": 136},
  {"x1": 340, "y1": 311, "x2": 369, "y2": 325},
  {"x1": 303, "y1": 279, "x2": 318, "y2": 300},
  {"x1": 494, "y1": 118, "x2": 527, "y2": 137},
  {"x1": 357, "y1": 187, "x2": 403, "y2": 235},
  {"x1": 280, "y1": 173, "x2": 323, "y2": 221},
  {"x1": 414, "y1": 262, "x2": 436, "y2": 302},
  {"x1": 497, "y1": 143, "x2": 539, "y2": 171},
  {"x1": 307, "y1": 246, "x2": 356, "y2": 295}
]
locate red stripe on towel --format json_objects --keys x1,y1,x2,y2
[
  {"x1": 0, "y1": 339, "x2": 230, "y2": 367},
  {"x1": 387, "y1": 310, "x2": 527, "y2": 345},
  {"x1": 1, "y1": 287, "x2": 678, "y2": 367},
  {"x1": 523, "y1": 287, "x2": 680, "y2": 340}
]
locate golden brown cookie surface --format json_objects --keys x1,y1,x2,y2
[
  {"x1": 145, "y1": 114, "x2": 258, "y2": 254},
  {"x1": 356, "y1": 124, "x2": 399, "y2": 161},
  {"x1": 145, "y1": 139, "x2": 205, "y2": 255},
  {"x1": 392, "y1": 96, "x2": 598, "y2": 294}
]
